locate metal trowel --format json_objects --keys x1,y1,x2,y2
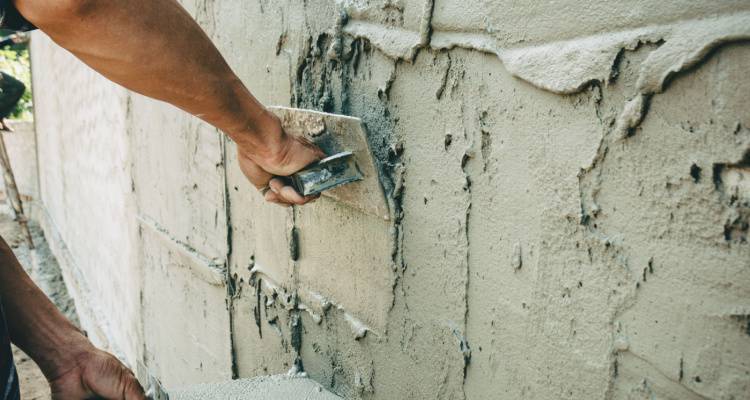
[
  {"x1": 269, "y1": 107, "x2": 390, "y2": 220},
  {"x1": 289, "y1": 151, "x2": 362, "y2": 196}
]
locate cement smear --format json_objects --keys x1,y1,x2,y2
[{"x1": 28, "y1": 2, "x2": 750, "y2": 400}]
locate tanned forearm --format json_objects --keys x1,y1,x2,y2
[
  {"x1": 1, "y1": 237, "x2": 144, "y2": 398},
  {"x1": 0, "y1": 236, "x2": 89, "y2": 377},
  {"x1": 14, "y1": 0, "x2": 324, "y2": 206},
  {"x1": 14, "y1": 0, "x2": 278, "y2": 158}
]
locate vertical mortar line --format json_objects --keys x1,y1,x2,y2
[
  {"x1": 123, "y1": 92, "x2": 142, "y2": 373},
  {"x1": 220, "y1": 132, "x2": 240, "y2": 379},
  {"x1": 389, "y1": 162, "x2": 406, "y2": 314},
  {"x1": 417, "y1": 0, "x2": 435, "y2": 47},
  {"x1": 460, "y1": 93, "x2": 476, "y2": 392},
  {"x1": 290, "y1": 205, "x2": 303, "y2": 367},
  {"x1": 463, "y1": 184, "x2": 471, "y2": 386},
  {"x1": 287, "y1": 8, "x2": 310, "y2": 372},
  {"x1": 291, "y1": 206, "x2": 299, "y2": 288}
]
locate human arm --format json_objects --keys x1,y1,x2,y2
[
  {"x1": 0, "y1": 236, "x2": 145, "y2": 399},
  {"x1": 13, "y1": 0, "x2": 322, "y2": 205}
]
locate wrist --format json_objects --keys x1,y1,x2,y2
[
  {"x1": 33, "y1": 328, "x2": 94, "y2": 380},
  {"x1": 233, "y1": 109, "x2": 287, "y2": 164},
  {"x1": 202, "y1": 75, "x2": 289, "y2": 167}
]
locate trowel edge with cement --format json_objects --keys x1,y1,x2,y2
[{"x1": 269, "y1": 106, "x2": 390, "y2": 220}]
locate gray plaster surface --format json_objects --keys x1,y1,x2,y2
[
  {"x1": 28, "y1": 2, "x2": 750, "y2": 399},
  {"x1": 170, "y1": 375, "x2": 342, "y2": 400}
]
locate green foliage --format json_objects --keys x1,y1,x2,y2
[{"x1": 0, "y1": 44, "x2": 32, "y2": 120}]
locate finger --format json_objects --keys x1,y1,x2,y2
[
  {"x1": 264, "y1": 190, "x2": 292, "y2": 207},
  {"x1": 266, "y1": 179, "x2": 321, "y2": 205},
  {"x1": 237, "y1": 149, "x2": 273, "y2": 189},
  {"x1": 238, "y1": 154, "x2": 280, "y2": 203},
  {"x1": 269, "y1": 178, "x2": 306, "y2": 205},
  {"x1": 281, "y1": 187, "x2": 321, "y2": 205},
  {"x1": 238, "y1": 146, "x2": 319, "y2": 206}
]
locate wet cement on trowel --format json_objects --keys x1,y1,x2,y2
[{"x1": 170, "y1": 375, "x2": 342, "y2": 400}]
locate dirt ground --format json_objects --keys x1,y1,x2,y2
[
  {"x1": 12, "y1": 346, "x2": 50, "y2": 400},
  {"x1": 1, "y1": 210, "x2": 80, "y2": 400}
]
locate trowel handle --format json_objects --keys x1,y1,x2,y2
[{"x1": 287, "y1": 151, "x2": 362, "y2": 196}]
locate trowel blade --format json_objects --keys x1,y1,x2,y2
[{"x1": 269, "y1": 107, "x2": 390, "y2": 220}]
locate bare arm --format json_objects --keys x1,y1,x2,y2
[
  {"x1": 0, "y1": 237, "x2": 145, "y2": 399},
  {"x1": 15, "y1": 0, "x2": 323, "y2": 205}
]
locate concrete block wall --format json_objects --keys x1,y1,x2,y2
[
  {"x1": 30, "y1": 1, "x2": 750, "y2": 399},
  {"x1": 30, "y1": 40, "x2": 140, "y2": 367}
]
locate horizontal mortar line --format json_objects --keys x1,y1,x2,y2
[{"x1": 136, "y1": 214, "x2": 226, "y2": 286}]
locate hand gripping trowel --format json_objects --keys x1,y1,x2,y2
[{"x1": 269, "y1": 107, "x2": 390, "y2": 220}]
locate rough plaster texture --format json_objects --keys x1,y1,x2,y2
[
  {"x1": 30, "y1": 1, "x2": 749, "y2": 399},
  {"x1": 129, "y1": 90, "x2": 232, "y2": 386}
]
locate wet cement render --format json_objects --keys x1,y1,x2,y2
[{"x1": 27, "y1": 2, "x2": 750, "y2": 399}]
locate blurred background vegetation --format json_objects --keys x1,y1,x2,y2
[{"x1": 0, "y1": 29, "x2": 32, "y2": 120}]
